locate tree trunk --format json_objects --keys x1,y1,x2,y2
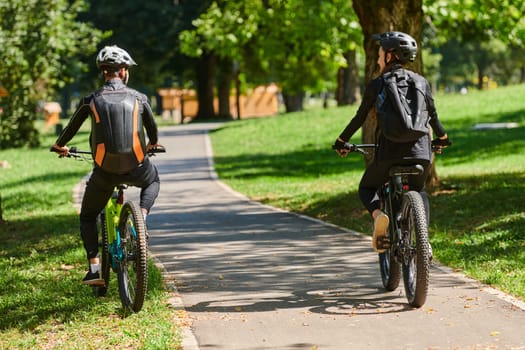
[
  {"x1": 217, "y1": 57, "x2": 233, "y2": 119},
  {"x1": 195, "y1": 51, "x2": 216, "y2": 119},
  {"x1": 282, "y1": 92, "x2": 304, "y2": 112},
  {"x1": 477, "y1": 62, "x2": 484, "y2": 90},
  {"x1": 351, "y1": 0, "x2": 440, "y2": 188},
  {"x1": 336, "y1": 49, "x2": 361, "y2": 106}
]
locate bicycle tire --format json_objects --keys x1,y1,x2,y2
[
  {"x1": 379, "y1": 199, "x2": 401, "y2": 291},
  {"x1": 95, "y1": 212, "x2": 111, "y2": 297},
  {"x1": 379, "y1": 249, "x2": 401, "y2": 291},
  {"x1": 400, "y1": 191, "x2": 430, "y2": 308},
  {"x1": 117, "y1": 201, "x2": 148, "y2": 312}
]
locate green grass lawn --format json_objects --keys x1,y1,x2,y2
[
  {"x1": 0, "y1": 132, "x2": 181, "y2": 349},
  {"x1": 210, "y1": 84, "x2": 525, "y2": 301}
]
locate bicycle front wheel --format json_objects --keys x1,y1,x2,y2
[
  {"x1": 117, "y1": 201, "x2": 148, "y2": 312},
  {"x1": 400, "y1": 191, "x2": 431, "y2": 308},
  {"x1": 95, "y1": 212, "x2": 110, "y2": 297}
]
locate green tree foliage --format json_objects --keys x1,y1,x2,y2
[
  {"x1": 79, "y1": 0, "x2": 184, "y2": 95},
  {"x1": 425, "y1": 0, "x2": 524, "y2": 45},
  {"x1": 179, "y1": 1, "x2": 260, "y2": 60},
  {"x1": 424, "y1": 0, "x2": 525, "y2": 89},
  {"x1": 255, "y1": 1, "x2": 358, "y2": 93},
  {"x1": 0, "y1": 0, "x2": 104, "y2": 148},
  {"x1": 179, "y1": 0, "x2": 361, "y2": 112},
  {"x1": 179, "y1": 1, "x2": 259, "y2": 118}
]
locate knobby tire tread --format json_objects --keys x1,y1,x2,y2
[
  {"x1": 117, "y1": 201, "x2": 148, "y2": 312},
  {"x1": 96, "y1": 212, "x2": 111, "y2": 297},
  {"x1": 379, "y1": 249, "x2": 401, "y2": 291},
  {"x1": 379, "y1": 202, "x2": 400, "y2": 291},
  {"x1": 401, "y1": 191, "x2": 430, "y2": 307}
]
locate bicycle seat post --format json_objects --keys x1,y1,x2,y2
[
  {"x1": 117, "y1": 186, "x2": 125, "y2": 205},
  {"x1": 393, "y1": 175, "x2": 404, "y2": 194}
]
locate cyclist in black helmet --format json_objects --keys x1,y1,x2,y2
[
  {"x1": 333, "y1": 31, "x2": 450, "y2": 252},
  {"x1": 52, "y1": 45, "x2": 163, "y2": 285}
]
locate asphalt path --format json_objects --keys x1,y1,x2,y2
[{"x1": 146, "y1": 123, "x2": 525, "y2": 350}]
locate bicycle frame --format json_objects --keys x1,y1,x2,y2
[
  {"x1": 104, "y1": 186, "x2": 125, "y2": 272},
  {"x1": 382, "y1": 172, "x2": 416, "y2": 263}
]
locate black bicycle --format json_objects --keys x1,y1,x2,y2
[
  {"x1": 335, "y1": 143, "x2": 433, "y2": 307},
  {"x1": 53, "y1": 146, "x2": 165, "y2": 312}
]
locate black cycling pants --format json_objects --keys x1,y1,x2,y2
[
  {"x1": 359, "y1": 159, "x2": 431, "y2": 218},
  {"x1": 79, "y1": 157, "x2": 160, "y2": 259}
]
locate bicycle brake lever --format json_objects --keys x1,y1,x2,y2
[{"x1": 341, "y1": 143, "x2": 368, "y2": 155}]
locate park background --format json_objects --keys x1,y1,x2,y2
[{"x1": 1, "y1": 1, "x2": 524, "y2": 349}]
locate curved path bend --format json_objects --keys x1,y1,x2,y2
[{"x1": 146, "y1": 123, "x2": 525, "y2": 350}]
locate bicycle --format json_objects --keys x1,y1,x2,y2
[
  {"x1": 53, "y1": 146, "x2": 165, "y2": 312},
  {"x1": 334, "y1": 143, "x2": 434, "y2": 307}
]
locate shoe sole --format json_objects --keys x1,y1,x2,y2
[{"x1": 372, "y1": 214, "x2": 389, "y2": 253}]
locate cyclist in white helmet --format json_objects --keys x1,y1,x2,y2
[{"x1": 52, "y1": 45, "x2": 163, "y2": 285}]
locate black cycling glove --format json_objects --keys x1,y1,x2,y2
[
  {"x1": 332, "y1": 139, "x2": 347, "y2": 150},
  {"x1": 432, "y1": 138, "x2": 452, "y2": 147}
]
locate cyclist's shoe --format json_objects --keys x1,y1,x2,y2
[
  {"x1": 82, "y1": 271, "x2": 105, "y2": 286},
  {"x1": 372, "y1": 212, "x2": 389, "y2": 253}
]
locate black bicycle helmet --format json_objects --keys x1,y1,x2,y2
[
  {"x1": 96, "y1": 45, "x2": 137, "y2": 69},
  {"x1": 372, "y1": 31, "x2": 417, "y2": 63}
]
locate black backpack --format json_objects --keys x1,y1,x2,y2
[{"x1": 376, "y1": 68, "x2": 430, "y2": 142}]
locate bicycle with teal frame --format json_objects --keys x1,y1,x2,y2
[{"x1": 59, "y1": 146, "x2": 165, "y2": 312}]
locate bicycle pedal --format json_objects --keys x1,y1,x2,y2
[{"x1": 377, "y1": 237, "x2": 390, "y2": 250}]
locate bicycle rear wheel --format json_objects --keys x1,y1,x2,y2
[
  {"x1": 379, "y1": 204, "x2": 401, "y2": 291},
  {"x1": 400, "y1": 191, "x2": 431, "y2": 307},
  {"x1": 379, "y1": 248, "x2": 401, "y2": 291},
  {"x1": 95, "y1": 212, "x2": 110, "y2": 297},
  {"x1": 117, "y1": 201, "x2": 148, "y2": 312}
]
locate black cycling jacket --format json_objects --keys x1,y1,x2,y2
[
  {"x1": 338, "y1": 66, "x2": 446, "y2": 162},
  {"x1": 56, "y1": 79, "x2": 158, "y2": 174}
]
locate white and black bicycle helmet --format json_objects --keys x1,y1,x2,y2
[
  {"x1": 372, "y1": 31, "x2": 417, "y2": 63},
  {"x1": 96, "y1": 45, "x2": 137, "y2": 69}
]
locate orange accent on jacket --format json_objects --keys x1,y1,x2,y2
[
  {"x1": 90, "y1": 100, "x2": 101, "y2": 123},
  {"x1": 132, "y1": 99, "x2": 145, "y2": 163}
]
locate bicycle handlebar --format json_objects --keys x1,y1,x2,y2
[
  {"x1": 332, "y1": 142, "x2": 446, "y2": 154},
  {"x1": 332, "y1": 143, "x2": 376, "y2": 155},
  {"x1": 50, "y1": 145, "x2": 167, "y2": 158}
]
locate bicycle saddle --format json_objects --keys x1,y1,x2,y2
[{"x1": 389, "y1": 164, "x2": 424, "y2": 176}]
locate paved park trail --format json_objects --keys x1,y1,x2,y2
[{"x1": 147, "y1": 123, "x2": 525, "y2": 350}]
